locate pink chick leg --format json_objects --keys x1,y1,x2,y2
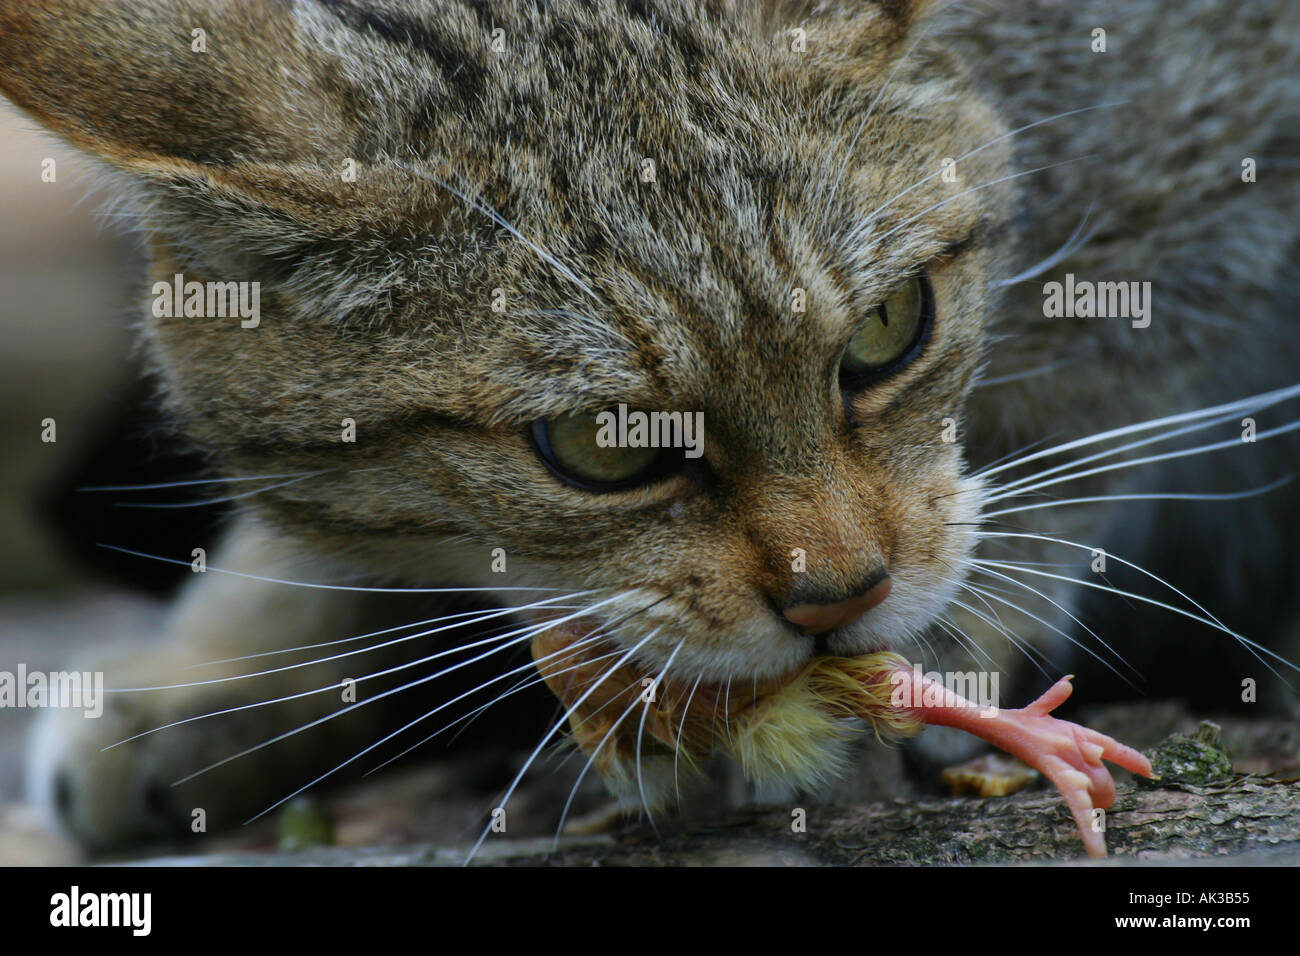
[{"x1": 891, "y1": 667, "x2": 1154, "y2": 858}]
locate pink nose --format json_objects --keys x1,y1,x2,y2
[{"x1": 783, "y1": 577, "x2": 892, "y2": 634}]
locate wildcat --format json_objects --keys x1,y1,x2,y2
[{"x1": 3, "y1": 0, "x2": 1298, "y2": 853}]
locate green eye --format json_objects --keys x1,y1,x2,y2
[
  {"x1": 840, "y1": 274, "x2": 930, "y2": 380},
  {"x1": 531, "y1": 412, "x2": 667, "y2": 490}
]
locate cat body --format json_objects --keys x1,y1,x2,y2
[{"x1": 2, "y1": 0, "x2": 1297, "y2": 850}]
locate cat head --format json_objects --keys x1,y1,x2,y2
[{"x1": 1, "y1": 0, "x2": 1014, "y2": 685}]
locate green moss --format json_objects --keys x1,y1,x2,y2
[
  {"x1": 1139, "y1": 721, "x2": 1234, "y2": 788},
  {"x1": 276, "y1": 797, "x2": 336, "y2": 851}
]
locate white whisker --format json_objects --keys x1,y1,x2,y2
[
  {"x1": 961, "y1": 579, "x2": 1138, "y2": 688},
  {"x1": 112, "y1": 593, "x2": 593, "y2": 693},
  {"x1": 673, "y1": 672, "x2": 705, "y2": 803},
  {"x1": 990, "y1": 204, "x2": 1096, "y2": 287},
  {"x1": 988, "y1": 420, "x2": 1300, "y2": 503},
  {"x1": 157, "y1": 595, "x2": 630, "y2": 774},
  {"x1": 981, "y1": 477, "x2": 1293, "y2": 518},
  {"x1": 975, "y1": 383, "x2": 1300, "y2": 482},
  {"x1": 863, "y1": 155, "x2": 1098, "y2": 251},
  {"x1": 109, "y1": 472, "x2": 326, "y2": 509},
  {"x1": 934, "y1": 613, "x2": 1005, "y2": 672},
  {"x1": 361, "y1": 637, "x2": 618, "y2": 777},
  {"x1": 188, "y1": 596, "x2": 592, "y2": 667},
  {"x1": 946, "y1": 595, "x2": 1056, "y2": 679},
  {"x1": 635, "y1": 639, "x2": 685, "y2": 830},
  {"x1": 465, "y1": 625, "x2": 664, "y2": 864},
  {"x1": 972, "y1": 555, "x2": 1299, "y2": 680},
  {"x1": 97, "y1": 543, "x2": 568, "y2": 593}
]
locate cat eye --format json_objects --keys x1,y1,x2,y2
[
  {"x1": 839, "y1": 273, "x2": 933, "y2": 386},
  {"x1": 530, "y1": 412, "x2": 676, "y2": 492}
]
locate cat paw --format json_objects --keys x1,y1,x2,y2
[
  {"x1": 26, "y1": 690, "x2": 199, "y2": 849},
  {"x1": 25, "y1": 656, "x2": 318, "y2": 850}
]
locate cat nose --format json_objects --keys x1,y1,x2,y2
[{"x1": 783, "y1": 575, "x2": 892, "y2": 634}]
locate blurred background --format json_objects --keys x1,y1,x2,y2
[{"x1": 0, "y1": 102, "x2": 170, "y2": 854}]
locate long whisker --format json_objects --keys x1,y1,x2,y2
[
  {"x1": 861, "y1": 155, "x2": 1098, "y2": 250},
  {"x1": 78, "y1": 471, "x2": 344, "y2": 491},
  {"x1": 986, "y1": 420, "x2": 1300, "y2": 502},
  {"x1": 974, "y1": 383, "x2": 1300, "y2": 482},
  {"x1": 673, "y1": 671, "x2": 705, "y2": 803},
  {"x1": 464, "y1": 626, "x2": 664, "y2": 864},
  {"x1": 960, "y1": 578, "x2": 1138, "y2": 689},
  {"x1": 434, "y1": 646, "x2": 628, "y2": 751},
  {"x1": 934, "y1": 613, "x2": 1006, "y2": 673},
  {"x1": 439, "y1": 595, "x2": 675, "y2": 748},
  {"x1": 104, "y1": 617, "x2": 525, "y2": 749},
  {"x1": 974, "y1": 359, "x2": 1076, "y2": 389},
  {"x1": 360, "y1": 638, "x2": 620, "y2": 777},
  {"x1": 550, "y1": 606, "x2": 688, "y2": 844},
  {"x1": 961, "y1": 559, "x2": 1136, "y2": 678},
  {"x1": 990, "y1": 204, "x2": 1096, "y2": 287},
  {"x1": 552, "y1": 675, "x2": 652, "y2": 848},
  {"x1": 159, "y1": 594, "x2": 632, "y2": 775},
  {"x1": 971, "y1": 556, "x2": 1299, "y2": 680},
  {"x1": 981, "y1": 477, "x2": 1294, "y2": 518},
  {"x1": 111, "y1": 593, "x2": 594, "y2": 693},
  {"x1": 96, "y1": 543, "x2": 568, "y2": 594},
  {"x1": 108, "y1": 473, "x2": 326, "y2": 509},
  {"x1": 237, "y1": 628, "x2": 616, "y2": 829},
  {"x1": 945, "y1": 595, "x2": 1056, "y2": 679},
  {"x1": 985, "y1": 402, "x2": 1291, "y2": 500},
  {"x1": 189, "y1": 597, "x2": 590, "y2": 667},
  {"x1": 635, "y1": 639, "x2": 686, "y2": 830},
  {"x1": 376, "y1": 592, "x2": 679, "y2": 763}
]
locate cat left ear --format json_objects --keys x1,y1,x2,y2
[{"x1": 0, "y1": 0, "x2": 352, "y2": 176}]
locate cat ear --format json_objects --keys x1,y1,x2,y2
[
  {"x1": 756, "y1": 0, "x2": 934, "y2": 36},
  {"x1": 0, "y1": 0, "x2": 455, "y2": 242},
  {"x1": 0, "y1": 0, "x2": 351, "y2": 174}
]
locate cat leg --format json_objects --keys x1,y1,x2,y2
[{"x1": 26, "y1": 515, "x2": 399, "y2": 849}]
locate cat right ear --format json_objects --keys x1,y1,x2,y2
[
  {"x1": 756, "y1": 0, "x2": 938, "y2": 57},
  {"x1": 0, "y1": 0, "x2": 454, "y2": 244},
  {"x1": 0, "y1": 0, "x2": 352, "y2": 174}
]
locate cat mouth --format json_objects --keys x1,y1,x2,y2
[
  {"x1": 528, "y1": 615, "x2": 821, "y2": 764},
  {"x1": 527, "y1": 614, "x2": 924, "y2": 797}
]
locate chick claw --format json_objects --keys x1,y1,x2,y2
[{"x1": 898, "y1": 670, "x2": 1154, "y2": 858}]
